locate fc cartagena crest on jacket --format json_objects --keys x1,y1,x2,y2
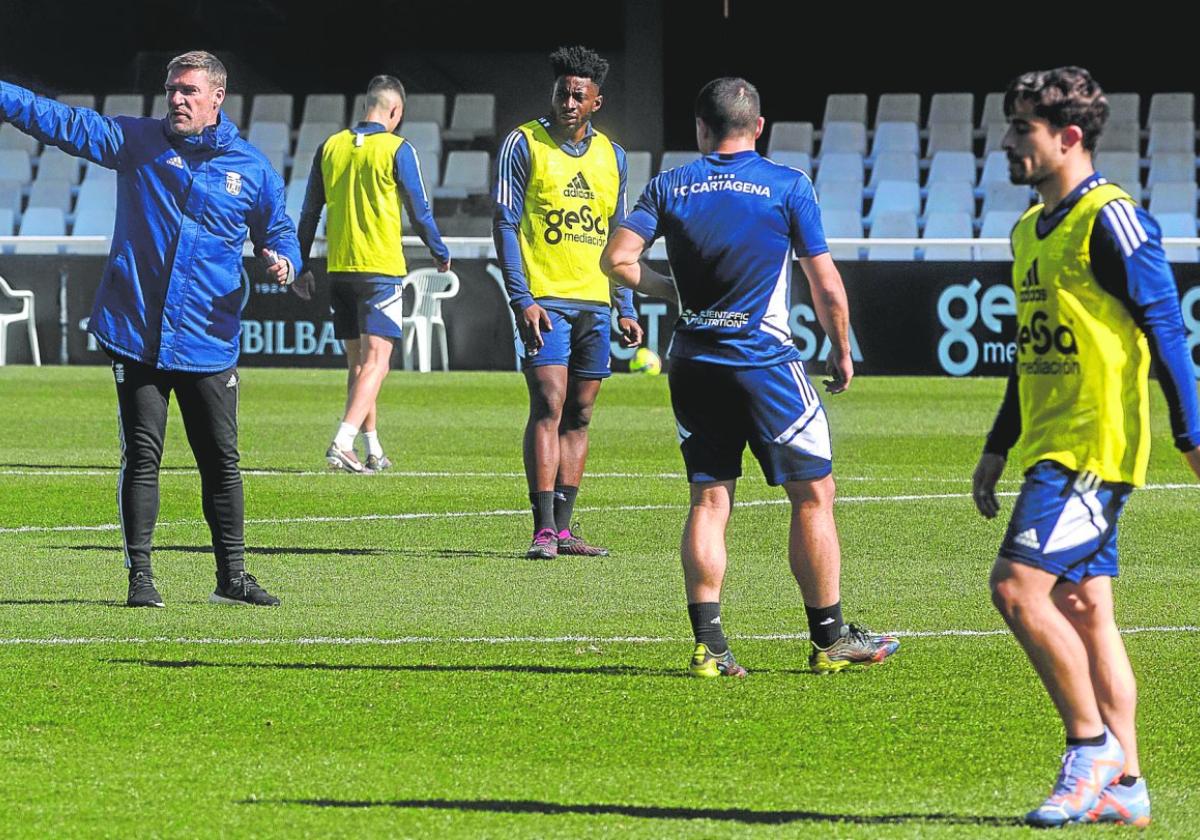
[{"x1": 225, "y1": 171, "x2": 242, "y2": 195}]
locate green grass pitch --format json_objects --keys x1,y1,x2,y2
[{"x1": 1, "y1": 367, "x2": 1197, "y2": 838}]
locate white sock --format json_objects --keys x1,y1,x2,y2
[
  {"x1": 361, "y1": 430, "x2": 383, "y2": 458},
  {"x1": 333, "y1": 422, "x2": 358, "y2": 451}
]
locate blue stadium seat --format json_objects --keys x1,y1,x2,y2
[
  {"x1": 868, "y1": 210, "x2": 918, "y2": 260},
  {"x1": 922, "y1": 212, "x2": 974, "y2": 261},
  {"x1": 874, "y1": 93, "x2": 921, "y2": 127}
]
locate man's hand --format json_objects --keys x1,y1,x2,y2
[
  {"x1": 436, "y1": 257, "x2": 452, "y2": 273},
  {"x1": 972, "y1": 452, "x2": 1006, "y2": 519},
  {"x1": 823, "y1": 352, "x2": 853, "y2": 394},
  {"x1": 259, "y1": 248, "x2": 293, "y2": 286},
  {"x1": 1185, "y1": 446, "x2": 1200, "y2": 481},
  {"x1": 519, "y1": 302, "x2": 553, "y2": 351},
  {"x1": 617, "y1": 316, "x2": 643, "y2": 349},
  {"x1": 292, "y1": 270, "x2": 315, "y2": 301}
]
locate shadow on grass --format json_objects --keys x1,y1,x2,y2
[
  {"x1": 0, "y1": 463, "x2": 311, "y2": 474},
  {"x1": 239, "y1": 797, "x2": 1022, "y2": 827},
  {"x1": 66, "y1": 545, "x2": 389, "y2": 557},
  {"x1": 107, "y1": 658, "x2": 687, "y2": 678}
]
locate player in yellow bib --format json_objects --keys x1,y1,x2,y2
[
  {"x1": 493, "y1": 46, "x2": 643, "y2": 558},
  {"x1": 971, "y1": 67, "x2": 1200, "y2": 828}
]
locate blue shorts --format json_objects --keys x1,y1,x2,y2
[
  {"x1": 521, "y1": 306, "x2": 611, "y2": 379},
  {"x1": 1001, "y1": 460, "x2": 1133, "y2": 582},
  {"x1": 329, "y1": 275, "x2": 405, "y2": 340},
  {"x1": 668, "y1": 358, "x2": 832, "y2": 486}
]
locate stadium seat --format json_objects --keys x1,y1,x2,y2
[
  {"x1": 927, "y1": 151, "x2": 977, "y2": 186},
  {"x1": 979, "y1": 151, "x2": 1010, "y2": 186},
  {"x1": 922, "y1": 212, "x2": 974, "y2": 260},
  {"x1": 1147, "y1": 121, "x2": 1195, "y2": 155},
  {"x1": 301, "y1": 94, "x2": 346, "y2": 125},
  {"x1": 1148, "y1": 93, "x2": 1194, "y2": 123},
  {"x1": 814, "y1": 152, "x2": 863, "y2": 188},
  {"x1": 284, "y1": 180, "x2": 307, "y2": 227},
  {"x1": 294, "y1": 122, "x2": 340, "y2": 159},
  {"x1": 403, "y1": 121, "x2": 443, "y2": 186},
  {"x1": 1095, "y1": 122, "x2": 1140, "y2": 154},
  {"x1": 766, "y1": 122, "x2": 814, "y2": 156},
  {"x1": 75, "y1": 178, "x2": 117, "y2": 214},
  {"x1": 249, "y1": 94, "x2": 293, "y2": 126},
  {"x1": 867, "y1": 210, "x2": 918, "y2": 260},
  {"x1": 351, "y1": 94, "x2": 368, "y2": 122},
  {"x1": 983, "y1": 122, "x2": 1008, "y2": 154},
  {"x1": 928, "y1": 93, "x2": 974, "y2": 126},
  {"x1": 36, "y1": 148, "x2": 81, "y2": 184},
  {"x1": 819, "y1": 121, "x2": 867, "y2": 156},
  {"x1": 1149, "y1": 181, "x2": 1197, "y2": 214},
  {"x1": 821, "y1": 209, "x2": 864, "y2": 260},
  {"x1": 81, "y1": 162, "x2": 116, "y2": 184},
  {"x1": 868, "y1": 180, "x2": 921, "y2": 223},
  {"x1": 404, "y1": 94, "x2": 447, "y2": 128},
  {"x1": 1094, "y1": 152, "x2": 1141, "y2": 197},
  {"x1": 977, "y1": 211, "x2": 1022, "y2": 260},
  {"x1": 444, "y1": 93, "x2": 495, "y2": 142},
  {"x1": 659, "y1": 150, "x2": 698, "y2": 173},
  {"x1": 822, "y1": 94, "x2": 868, "y2": 125},
  {"x1": 102, "y1": 94, "x2": 144, "y2": 117},
  {"x1": 1157, "y1": 212, "x2": 1198, "y2": 262},
  {"x1": 926, "y1": 122, "x2": 973, "y2": 156},
  {"x1": 982, "y1": 182, "x2": 1034, "y2": 215},
  {"x1": 815, "y1": 180, "x2": 862, "y2": 213},
  {"x1": 402, "y1": 268, "x2": 460, "y2": 372},
  {"x1": 767, "y1": 151, "x2": 812, "y2": 174},
  {"x1": 0, "y1": 149, "x2": 33, "y2": 184},
  {"x1": 221, "y1": 94, "x2": 245, "y2": 126},
  {"x1": 1147, "y1": 153, "x2": 1195, "y2": 186},
  {"x1": 626, "y1": 150, "x2": 652, "y2": 200},
  {"x1": 248, "y1": 122, "x2": 290, "y2": 157},
  {"x1": 0, "y1": 274, "x2": 41, "y2": 365},
  {"x1": 0, "y1": 180, "x2": 21, "y2": 217},
  {"x1": 56, "y1": 93, "x2": 95, "y2": 110},
  {"x1": 0, "y1": 208, "x2": 12, "y2": 236},
  {"x1": 15, "y1": 206, "x2": 65, "y2": 254},
  {"x1": 289, "y1": 151, "x2": 315, "y2": 188},
  {"x1": 65, "y1": 207, "x2": 112, "y2": 254},
  {"x1": 979, "y1": 92, "x2": 1005, "y2": 130},
  {"x1": 924, "y1": 181, "x2": 975, "y2": 219},
  {"x1": 874, "y1": 93, "x2": 921, "y2": 127},
  {"x1": 435, "y1": 151, "x2": 490, "y2": 198},
  {"x1": 1107, "y1": 93, "x2": 1140, "y2": 125},
  {"x1": 0, "y1": 124, "x2": 37, "y2": 156},
  {"x1": 867, "y1": 152, "x2": 918, "y2": 188},
  {"x1": 261, "y1": 149, "x2": 286, "y2": 179},
  {"x1": 26, "y1": 178, "x2": 72, "y2": 214},
  {"x1": 871, "y1": 122, "x2": 919, "y2": 157}
]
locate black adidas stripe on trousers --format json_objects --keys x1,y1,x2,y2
[{"x1": 109, "y1": 352, "x2": 246, "y2": 582}]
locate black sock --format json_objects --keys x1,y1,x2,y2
[
  {"x1": 1066, "y1": 732, "x2": 1107, "y2": 748},
  {"x1": 529, "y1": 491, "x2": 556, "y2": 532},
  {"x1": 687, "y1": 602, "x2": 728, "y2": 654},
  {"x1": 553, "y1": 485, "x2": 578, "y2": 533},
  {"x1": 1118, "y1": 774, "x2": 1139, "y2": 787},
  {"x1": 806, "y1": 601, "x2": 844, "y2": 648}
]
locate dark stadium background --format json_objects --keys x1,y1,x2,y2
[{"x1": 0, "y1": 0, "x2": 1191, "y2": 155}]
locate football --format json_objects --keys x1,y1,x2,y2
[{"x1": 629, "y1": 347, "x2": 662, "y2": 375}]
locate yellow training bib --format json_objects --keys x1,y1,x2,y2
[
  {"x1": 322, "y1": 129, "x2": 407, "y2": 276},
  {"x1": 517, "y1": 119, "x2": 620, "y2": 304},
  {"x1": 1009, "y1": 182, "x2": 1151, "y2": 485}
]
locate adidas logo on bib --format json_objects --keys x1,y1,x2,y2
[{"x1": 562, "y1": 171, "x2": 594, "y2": 199}]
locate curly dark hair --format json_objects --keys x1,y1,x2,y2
[
  {"x1": 1003, "y1": 66, "x2": 1110, "y2": 152},
  {"x1": 549, "y1": 45, "x2": 609, "y2": 88}
]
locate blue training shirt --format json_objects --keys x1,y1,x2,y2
[
  {"x1": 986, "y1": 171, "x2": 1200, "y2": 455},
  {"x1": 621, "y1": 150, "x2": 829, "y2": 367}
]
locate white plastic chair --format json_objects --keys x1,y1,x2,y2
[
  {"x1": 0, "y1": 274, "x2": 41, "y2": 365},
  {"x1": 402, "y1": 268, "x2": 460, "y2": 372}
]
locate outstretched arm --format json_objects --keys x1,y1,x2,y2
[{"x1": 0, "y1": 81, "x2": 125, "y2": 169}]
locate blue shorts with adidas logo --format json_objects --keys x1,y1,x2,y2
[{"x1": 1001, "y1": 460, "x2": 1133, "y2": 582}]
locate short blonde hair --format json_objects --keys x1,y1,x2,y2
[{"x1": 166, "y1": 51, "x2": 227, "y2": 90}]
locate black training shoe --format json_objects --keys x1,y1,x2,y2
[
  {"x1": 126, "y1": 571, "x2": 164, "y2": 608},
  {"x1": 209, "y1": 572, "x2": 280, "y2": 606}
]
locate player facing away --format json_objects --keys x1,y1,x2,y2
[
  {"x1": 493, "y1": 45, "x2": 643, "y2": 559},
  {"x1": 972, "y1": 67, "x2": 1200, "y2": 828},
  {"x1": 296, "y1": 75, "x2": 451, "y2": 474},
  {"x1": 601, "y1": 78, "x2": 899, "y2": 677}
]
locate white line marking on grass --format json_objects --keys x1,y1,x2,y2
[
  {"x1": 4, "y1": 483, "x2": 1199, "y2": 535},
  {"x1": 0, "y1": 626, "x2": 1195, "y2": 646}
]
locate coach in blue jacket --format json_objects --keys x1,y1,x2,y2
[{"x1": 0, "y1": 50, "x2": 301, "y2": 608}]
